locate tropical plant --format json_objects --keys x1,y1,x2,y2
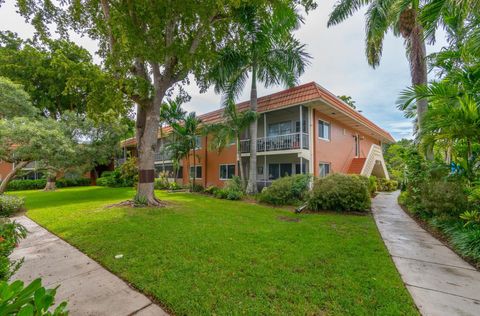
[
  {"x1": 169, "y1": 112, "x2": 202, "y2": 191},
  {"x1": 159, "y1": 99, "x2": 187, "y2": 174},
  {"x1": 0, "y1": 278, "x2": 68, "y2": 315},
  {"x1": 207, "y1": 101, "x2": 257, "y2": 188},
  {"x1": 0, "y1": 219, "x2": 27, "y2": 281},
  {"x1": 208, "y1": 3, "x2": 310, "y2": 194}
]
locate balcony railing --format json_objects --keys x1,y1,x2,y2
[{"x1": 240, "y1": 133, "x2": 308, "y2": 153}]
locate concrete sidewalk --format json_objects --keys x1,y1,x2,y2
[
  {"x1": 10, "y1": 216, "x2": 168, "y2": 316},
  {"x1": 372, "y1": 191, "x2": 480, "y2": 316}
]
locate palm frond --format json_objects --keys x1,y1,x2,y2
[{"x1": 328, "y1": 0, "x2": 371, "y2": 27}]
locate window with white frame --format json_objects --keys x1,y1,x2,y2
[
  {"x1": 318, "y1": 120, "x2": 331, "y2": 140},
  {"x1": 189, "y1": 165, "x2": 202, "y2": 178},
  {"x1": 319, "y1": 163, "x2": 330, "y2": 178},
  {"x1": 219, "y1": 164, "x2": 235, "y2": 180}
]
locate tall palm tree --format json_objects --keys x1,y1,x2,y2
[
  {"x1": 206, "y1": 100, "x2": 258, "y2": 188},
  {"x1": 169, "y1": 112, "x2": 202, "y2": 191},
  {"x1": 209, "y1": 3, "x2": 310, "y2": 194},
  {"x1": 328, "y1": 0, "x2": 431, "y2": 153},
  {"x1": 159, "y1": 99, "x2": 186, "y2": 174}
]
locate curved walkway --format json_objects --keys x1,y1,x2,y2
[
  {"x1": 372, "y1": 191, "x2": 480, "y2": 316},
  {"x1": 11, "y1": 216, "x2": 168, "y2": 316}
]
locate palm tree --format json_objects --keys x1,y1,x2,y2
[
  {"x1": 169, "y1": 112, "x2": 202, "y2": 191},
  {"x1": 159, "y1": 99, "x2": 186, "y2": 174},
  {"x1": 328, "y1": 0, "x2": 430, "y2": 152},
  {"x1": 206, "y1": 100, "x2": 258, "y2": 188},
  {"x1": 209, "y1": 3, "x2": 310, "y2": 194}
]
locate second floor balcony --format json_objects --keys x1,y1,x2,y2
[{"x1": 240, "y1": 132, "x2": 309, "y2": 154}]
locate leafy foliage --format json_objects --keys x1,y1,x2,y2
[
  {"x1": 214, "y1": 176, "x2": 244, "y2": 200},
  {"x1": 258, "y1": 174, "x2": 311, "y2": 205},
  {"x1": 307, "y1": 174, "x2": 371, "y2": 212},
  {"x1": 0, "y1": 195, "x2": 25, "y2": 217},
  {"x1": 0, "y1": 278, "x2": 68, "y2": 315},
  {"x1": 0, "y1": 219, "x2": 27, "y2": 281},
  {"x1": 376, "y1": 178, "x2": 399, "y2": 192},
  {"x1": 0, "y1": 76, "x2": 37, "y2": 119},
  {"x1": 5, "y1": 178, "x2": 90, "y2": 191},
  {"x1": 96, "y1": 159, "x2": 137, "y2": 188}
]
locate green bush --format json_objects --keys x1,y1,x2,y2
[
  {"x1": 0, "y1": 219, "x2": 27, "y2": 281},
  {"x1": 6, "y1": 178, "x2": 89, "y2": 191},
  {"x1": 205, "y1": 186, "x2": 220, "y2": 195},
  {"x1": 376, "y1": 178, "x2": 398, "y2": 192},
  {"x1": 55, "y1": 178, "x2": 90, "y2": 188},
  {"x1": 0, "y1": 195, "x2": 25, "y2": 217},
  {"x1": 96, "y1": 168, "x2": 133, "y2": 188},
  {"x1": 169, "y1": 182, "x2": 182, "y2": 190},
  {"x1": 214, "y1": 176, "x2": 244, "y2": 200},
  {"x1": 419, "y1": 180, "x2": 468, "y2": 216},
  {"x1": 307, "y1": 173, "x2": 371, "y2": 212},
  {"x1": 154, "y1": 175, "x2": 169, "y2": 190},
  {"x1": 191, "y1": 183, "x2": 204, "y2": 192},
  {"x1": 0, "y1": 278, "x2": 68, "y2": 315},
  {"x1": 258, "y1": 174, "x2": 310, "y2": 205}
]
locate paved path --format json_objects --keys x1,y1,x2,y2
[
  {"x1": 11, "y1": 216, "x2": 168, "y2": 316},
  {"x1": 372, "y1": 191, "x2": 480, "y2": 316}
]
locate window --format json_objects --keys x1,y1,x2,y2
[
  {"x1": 219, "y1": 164, "x2": 235, "y2": 180},
  {"x1": 318, "y1": 120, "x2": 331, "y2": 140},
  {"x1": 268, "y1": 121, "x2": 292, "y2": 136},
  {"x1": 319, "y1": 163, "x2": 330, "y2": 178},
  {"x1": 190, "y1": 165, "x2": 202, "y2": 178},
  {"x1": 194, "y1": 136, "x2": 202, "y2": 149},
  {"x1": 268, "y1": 163, "x2": 292, "y2": 180},
  {"x1": 295, "y1": 120, "x2": 307, "y2": 133},
  {"x1": 295, "y1": 163, "x2": 307, "y2": 174}
]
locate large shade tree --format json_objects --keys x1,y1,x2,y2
[
  {"x1": 0, "y1": 32, "x2": 126, "y2": 119},
  {"x1": 13, "y1": 0, "x2": 316, "y2": 205},
  {"x1": 0, "y1": 76, "x2": 37, "y2": 119},
  {"x1": 208, "y1": 3, "x2": 310, "y2": 194}
]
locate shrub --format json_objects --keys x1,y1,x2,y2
[
  {"x1": 55, "y1": 178, "x2": 90, "y2": 188},
  {"x1": 307, "y1": 173, "x2": 371, "y2": 212},
  {"x1": 0, "y1": 278, "x2": 68, "y2": 315},
  {"x1": 0, "y1": 219, "x2": 27, "y2": 281},
  {"x1": 419, "y1": 180, "x2": 468, "y2": 216},
  {"x1": 376, "y1": 178, "x2": 398, "y2": 192},
  {"x1": 214, "y1": 176, "x2": 244, "y2": 200},
  {"x1": 169, "y1": 182, "x2": 182, "y2": 190},
  {"x1": 6, "y1": 178, "x2": 90, "y2": 191},
  {"x1": 0, "y1": 195, "x2": 25, "y2": 217},
  {"x1": 191, "y1": 183, "x2": 204, "y2": 192},
  {"x1": 154, "y1": 174, "x2": 169, "y2": 190},
  {"x1": 205, "y1": 186, "x2": 219, "y2": 195},
  {"x1": 257, "y1": 174, "x2": 310, "y2": 205},
  {"x1": 133, "y1": 194, "x2": 148, "y2": 207},
  {"x1": 96, "y1": 168, "x2": 134, "y2": 188}
]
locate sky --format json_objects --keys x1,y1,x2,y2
[{"x1": 0, "y1": 0, "x2": 448, "y2": 140}]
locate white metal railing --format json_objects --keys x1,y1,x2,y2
[
  {"x1": 360, "y1": 144, "x2": 389, "y2": 179},
  {"x1": 240, "y1": 133, "x2": 309, "y2": 153}
]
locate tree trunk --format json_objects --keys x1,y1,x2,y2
[
  {"x1": 0, "y1": 161, "x2": 28, "y2": 194},
  {"x1": 136, "y1": 67, "x2": 167, "y2": 206},
  {"x1": 236, "y1": 136, "x2": 246, "y2": 189},
  {"x1": 44, "y1": 174, "x2": 57, "y2": 191},
  {"x1": 246, "y1": 66, "x2": 258, "y2": 194},
  {"x1": 408, "y1": 24, "x2": 432, "y2": 159}
]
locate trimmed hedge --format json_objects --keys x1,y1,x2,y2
[
  {"x1": 307, "y1": 173, "x2": 371, "y2": 212},
  {"x1": 5, "y1": 178, "x2": 90, "y2": 191},
  {"x1": 258, "y1": 174, "x2": 310, "y2": 205}
]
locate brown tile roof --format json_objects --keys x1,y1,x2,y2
[{"x1": 122, "y1": 82, "x2": 395, "y2": 147}]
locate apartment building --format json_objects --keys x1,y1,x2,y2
[{"x1": 121, "y1": 82, "x2": 394, "y2": 189}]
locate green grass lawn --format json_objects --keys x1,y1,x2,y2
[{"x1": 15, "y1": 187, "x2": 417, "y2": 315}]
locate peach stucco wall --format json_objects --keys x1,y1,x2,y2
[{"x1": 312, "y1": 109, "x2": 380, "y2": 176}]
